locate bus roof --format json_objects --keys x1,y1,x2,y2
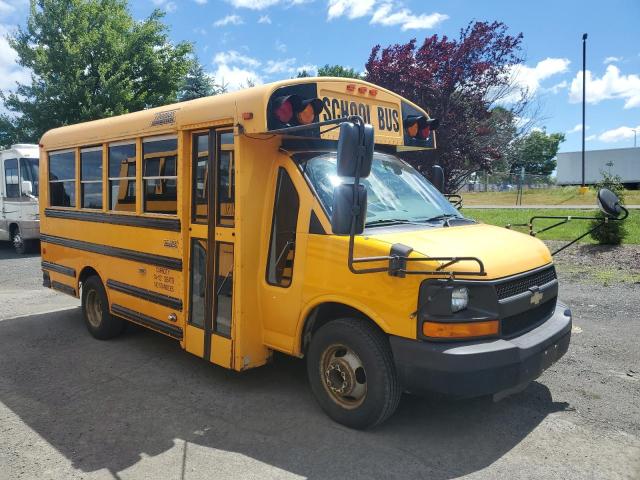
[{"x1": 40, "y1": 77, "x2": 433, "y2": 151}]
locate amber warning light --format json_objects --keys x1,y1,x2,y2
[
  {"x1": 404, "y1": 115, "x2": 439, "y2": 140},
  {"x1": 272, "y1": 95, "x2": 324, "y2": 127}
]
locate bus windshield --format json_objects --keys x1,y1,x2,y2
[
  {"x1": 20, "y1": 158, "x2": 40, "y2": 197},
  {"x1": 299, "y1": 152, "x2": 460, "y2": 226}
]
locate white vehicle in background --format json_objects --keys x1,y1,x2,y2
[{"x1": 0, "y1": 144, "x2": 40, "y2": 254}]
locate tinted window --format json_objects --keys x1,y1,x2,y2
[
  {"x1": 266, "y1": 168, "x2": 299, "y2": 287},
  {"x1": 20, "y1": 158, "x2": 39, "y2": 197},
  {"x1": 49, "y1": 151, "x2": 76, "y2": 207},
  {"x1": 143, "y1": 137, "x2": 177, "y2": 215},
  {"x1": 192, "y1": 133, "x2": 209, "y2": 222},
  {"x1": 4, "y1": 159, "x2": 19, "y2": 198},
  {"x1": 108, "y1": 143, "x2": 136, "y2": 212},
  {"x1": 80, "y1": 148, "x2": 103, "y2": 209},
  {"x1": 189, "y1": 239, "x2": 207, "y2": 329},
  {"x1": 215, "y1": 243, "x2": 233, "y2": 336}
]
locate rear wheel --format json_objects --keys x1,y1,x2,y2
[
  {"x1": 81, "y1": 276, "x2": 125, "y2": 340},
  {"x1": 306, "y1": 318, "x2": 402, "y2": 429}
]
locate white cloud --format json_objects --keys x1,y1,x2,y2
[
  {"x1": 328, "y1": 0, "x2": 375, "y2": 19},
  {"x1": 212, "y1": 50, "x2": 262, "y2": 90},
  {"x1": 546, "y1": 80, "x2": 568, "y2": 94},
  {"x1": 194, "y1": 0, "x2": 207, "y2": 3},
  {"x1": 193, "y1": 27, "x2": 207, "y2": 35},
  {"x1": 502, "y1": 58, "x2": 570, "y2": 103},
  {"x1": 214, "y1": 64, "x2": 263, "y2": 90},
  {"x1": 0, "y1": 0, "x2": 28, "y2": 14},
  {"x1": 151, "y1": 0, "x2": 177, "y2": 13},
  {"x1": 598, "y1": 124, "x2": 640, "y2": 143},
  {"x1": 566, "y1": 123, "x2": 589, "y2": 134},
  {"x1": 264, "y1": 58, "x2": 296, "y2": 74},
  {"x1": 258, "y1": 14, "x2": 272, "y2": 23},
  {"x1": 603, "y1": 56, "x2": 621, "y2": 64},
  {"x1": 297, "y1": 64, "x2": 318, "y2": 75},
  {"x1": 275, "y1": 40, "x2": 287, "y2": 53},
  {"x1": 225, "y1": 0, "x2": 307, "y2": 9},
  {"x1": 370, "y1": 3, "x2": 448, "y2": 30},
  {"x1": 213, "y1": 50, "x2": 261, "y2": 68},
  {"x1": 214, "y1": 14, "x2": 244, "y2": 27},
  {"x1": 327, "y1": 0, "x2": 447, "y2": 30},
  {"x1": 0, "y1": 24, "x2": 31, "y2": 92},
  {"x1": 569, "y1": 65, "x2": 640, "y2": 109},
  {"x1": 585, "y1": 134, "x2": 596, "y2": 141}
]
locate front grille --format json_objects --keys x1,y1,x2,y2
[
  {"x1": 495, "y1": 266, "x2": 557, "y2": 300},
  {"x1": 501, "y1": 299, "x2": 556, "y2": 337}
]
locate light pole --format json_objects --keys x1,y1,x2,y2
[{"x1": 580, "y1": 33, "x2": 588, "y2": 193}]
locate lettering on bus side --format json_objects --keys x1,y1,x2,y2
[
  {"x1": 153, "y1": 266, "x2": 176, "y2": 293},
  {"x1": 321, "y1": 97, "x2": 400, "y2": 133}
]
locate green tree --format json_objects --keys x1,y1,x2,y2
[
  {"x1": 179, "y1": 58, "x2": 225, "y2": 101},
  {"x1": 317, "y1": 64, "x2": 361, "y2": 79},
  {"x1": 509, "y1": 130, "x2": 565, "y2": 176},
  {"x1": 0, "y1": 0, "x2": 193, "y2": 145},
  {"x1": 590, "y1": 172, "x2": 628, "y2": 245},
  {"x1": 296, "y1": 65, "x2": 361, "y2": 79}
]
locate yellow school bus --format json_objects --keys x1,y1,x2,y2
[{"x1": 39, "y1": 77, "x2": 571, "y2": 429}]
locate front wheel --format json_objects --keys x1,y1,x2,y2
[
  {"x1": 11, "y1": 227, "x2": 26, "y2": 255},
  {"x1": 306, "y1": 318, "x2": 402, "y2": 429}
]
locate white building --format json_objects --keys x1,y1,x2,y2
[{"x1": 556, "y1": 147, "x2": 639, "y2": 187}]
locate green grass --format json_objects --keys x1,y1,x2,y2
[
  {"x1": 463, "y1": 208, "x2": 640, "y2": 244},
  {"x1": 461, "y1": 186, "x2": 640, "y2": 206}
]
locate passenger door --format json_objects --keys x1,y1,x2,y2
[{"x1": 184, "y1": 129, "x2": 235, "y2": 368}]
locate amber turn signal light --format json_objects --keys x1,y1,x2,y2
[{"x1": 422, "y1": 320, "x2": 499, "y2": 339}]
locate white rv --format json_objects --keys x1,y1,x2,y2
[{"x1": 0, "y1": 144, "x2": 40, "y2": 254}]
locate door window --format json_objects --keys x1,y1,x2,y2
[{"x1": 266, "y1": 168, "x2": 299, "y2": 287}]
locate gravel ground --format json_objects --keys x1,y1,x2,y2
[{"x1": 0, "y1": 240, "x2": 638, "y2": 480}]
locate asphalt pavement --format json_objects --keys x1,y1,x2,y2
[{"x1": 0, "y1": 241, "x2": 638, "y2": 479}]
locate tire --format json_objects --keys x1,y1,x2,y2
[
  {"x1": 306, "y1": 318, "x2": 402, "y2": 429},
  {"x1": 81, "y1": 275, "x2": 125, "y2": 340},
  {"x1": 11, "y1": 227, "x2": 26, "y2": 255}
]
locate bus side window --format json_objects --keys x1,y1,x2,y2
[
  {"x1": 108, "y1": 142, "x2": 136, "y2": 212},
  {"x1": 143, "y1": 136, "x2": 178, "y2": 215},
  {"x1": 266, "y1": 168, "x2": 299, "y2": 288},
  {"x1": 4, "y1": 159, "x2": 19, "y2": 199},
  {"x1": 80, "y1": 146, "x2": 103, "y2": 209},
  {"x1": 49, "y1": 150, "x2": 76, "y2": 207}
]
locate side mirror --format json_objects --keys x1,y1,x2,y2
[
  {"x1": 331, "y1": 184, "x2": 367, "y2": 235},
  {"x1": 336, "y1": 122, "x2": 374, "y2": 178},
  {"x1": 431, "y1": 165, "x2": 445, "y2": 193},
  {"x1": 597, "y1": 188, "x2": 623, "y2": 218},
  {"x1": 21, "y1": 180, "x2": 33, "y2": 196}
]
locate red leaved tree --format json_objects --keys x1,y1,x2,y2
[{"x1": 365, "y1": 21, "x2": 528, "y2": 192}]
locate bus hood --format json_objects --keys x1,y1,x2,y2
[{"x1": 367, "y1": 223, "x2": 552, "y2": 280}]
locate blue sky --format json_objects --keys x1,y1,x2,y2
[{"x1": 1, "y1": 0, "x2": 639, "y2": 153}]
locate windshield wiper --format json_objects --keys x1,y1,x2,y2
[
  {"x1": 365, "y1": 219, "x2": 423, "y2": 227},
  {"x1": 421, "y1": 213, "x2": 463, "y2": 227}
]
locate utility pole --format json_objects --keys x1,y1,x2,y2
[{"x1": 580, "y1": 33, "x2": 588, "y2": 193}]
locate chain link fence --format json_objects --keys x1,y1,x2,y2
[{"x1": 460, "y1": 171, "x2": 557, "y2": 193}]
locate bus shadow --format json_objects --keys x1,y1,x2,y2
[
  {"x1": 0, "y1": 241, "x2": 40, "y2": 260},
  {"x1": 0, "y1": 308, "x2": 569, "y2": 479}
]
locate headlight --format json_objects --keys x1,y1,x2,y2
[{"x1": 451, "y1": 287, "x2": 469, "y2": 313}]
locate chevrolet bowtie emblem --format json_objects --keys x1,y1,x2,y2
[{"x1": 530, "y1": 290, "x2": 544, "y2": 305}]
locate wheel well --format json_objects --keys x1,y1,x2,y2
[
  {"x1": 300, "y1": 302, "x2": 384, "y2": 355},
  {"x1": 78, "y1": 266, "x2": 101, "y2": 290},
  {"x1": 9, "y1": 223, "x2": 19, "y2": 235}
]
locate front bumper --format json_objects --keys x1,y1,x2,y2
[{"x1": 390, "y1": 301, "x2": 572, "y2": 398}]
